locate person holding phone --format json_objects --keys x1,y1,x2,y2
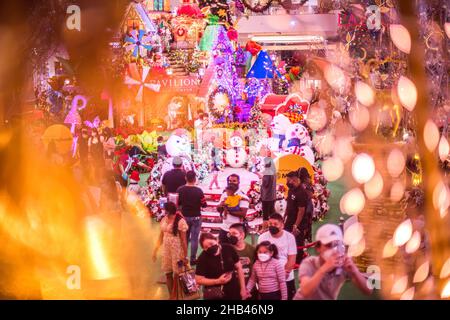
[
  {"x1": 294, "y1": 224, "x2": 372, "y2": 300},
  {"x1": 195, "y1": 232, "x2": 248, "y2": 300}
]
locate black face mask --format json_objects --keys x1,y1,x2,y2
[
  {"x1": 206, "y1": 244, "x2": 219, "y2": 256},
  {"x1": 269, "y1": 226, "x2": 280, "y2": 235},
  {"x1": 228, "y1": 235, "x2": 239, "y2": 246}
]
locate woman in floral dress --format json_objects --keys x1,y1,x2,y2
[{"x1": 153, "y1": 201, "x2": 188, "y2": 299}]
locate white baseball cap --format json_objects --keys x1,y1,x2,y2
[{"x1": 315, "y1": 224, "x2": 343, "y2": 244}]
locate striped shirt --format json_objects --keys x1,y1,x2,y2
[{"x1": 246, "y1": 258, "x2": 288, "y2": 300}]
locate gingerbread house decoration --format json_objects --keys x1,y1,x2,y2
[{"x1": 171, "y1": 0, "x2": 205, "y2": 48}]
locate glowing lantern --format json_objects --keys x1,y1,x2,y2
[
  {"x1": 347, "y1": 238, "x2": 365, "y2": 257},
  {"x1": 441, "y1": 279, "x2": 450, "y2": 299},
  {"x1": 390, "y1": 181, "x2": 405, "y2": 202},
  {"x1": 424, "y1": 120, "x2": 440, "y2": 152},
  {"x1": 391, "y1": 275, "x2": 408, "y2": 295},
  {"x1": 334, "y1": 137, "x2": 353, "y2": 163},
  {"x1": 397, "y1": 76, "x2": 417, "y2": 111},
  {"x1": 352, "y1": 153, "x2": 375, "y2": 184},
  {"x1": 440, "y1": 258, "x2": 450, "y2": 279},
  {"x1": 413, "y1": 261, "x2": 430, "y2": 283},
  {"x1": 322, "y1": 157, "x2": 344, "y2": 182},
  {"x1": 400, "y1": 287, "x2": 415, "y2": 300},
  {"x1": 438, "y1": 136, "x2": 449, "y2": 162},
  {"x1": 349, "y1": 104, "x2": 370, "y2": 131},
  {"x1": 344, "y1": 222, "x2": 364, "y2": 246},
  {"x1": 405, "y1": 231, "x2": 421, "y2": 254},
  {"x1": 383, "y1": 239, "x2": 398, "y2": 258},
  {"x1": 393, "y1": 219, "x2": 413, "y2": 246},
  {"x1": 355, "y1": 81, "x2": 375, "y2": 106},
  {"x1": 387, "y1": 149, "x2": 405, "y2": 178},
  {"x1": 324, "y1": 64, "x2": 348, "y2": 92},
  {"x1": 364, "y1": 171, "x2": 383, "y2": 200},
  {"x1": 390, "y1": 24, "x2": 411, "y2": 54},
  {"x1": 306, "y1": 105, "x2": 327, "y2": 131},
  {"x1": 341, "y1": 188, "x2": 365, "y2": 215}
]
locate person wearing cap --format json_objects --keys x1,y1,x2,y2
[
  {"x1": 294, "y1": 224, "x2": 372, "y2": 300},
  {"x1": 161, "y1": 156, "x2": 187, "y2": 196}
]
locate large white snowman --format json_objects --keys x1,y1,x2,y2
[
  {"x1": 284, "y1": 123, "x2": 315, "y2": 165},
  {"x1": 268, "y1": 114, "x2": 291, "y2": 153},
  {"x1": 226, "y1": 131, "x2": 248, "y2": 168},
  {"x1": 162, "y1": 129, "x2": 194, "y2": 174}
]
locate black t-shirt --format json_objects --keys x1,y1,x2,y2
[
  {"x1": 196, "y1": 244, "x2": 241, "y2": 299},
  {"x1": 177, "y1": 185, "x2": 205, "y2": 217},
  {"x1": 285, "y1": 185, "x2": 309, "y2": 229},
  {"x1": 162, "y1": 169, "x2": 186, "y2": 194}
]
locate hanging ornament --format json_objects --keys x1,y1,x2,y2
[{"x1": 389, "y1": 24, "x2": 411, "y2": 54}]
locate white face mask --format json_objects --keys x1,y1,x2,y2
[{"x1": 258, "y1": 253, "x2": 271, "y2": 262}]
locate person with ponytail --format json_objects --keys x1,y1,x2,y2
[
  {"x1": 152, "y1": 201, "x2": 188, "y2": 299},
  {"x1": 246, "y1": 241, "x2": 288, "y2": 300}
]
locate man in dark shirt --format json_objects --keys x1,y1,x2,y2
[
  {"x1": 161, "y1": 156, "x2": 186, "y2": 195},
  {"x1": 284, "y1": 170, "x2": 311, "y2": 264},
  {"x1": 177, "y1": 171, "x2": 207, "y2": 265}
]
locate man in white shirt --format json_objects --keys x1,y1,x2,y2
[
  {"x1": 218, "y1": 174, "x2": 249, "y2": 244},
  {"x1": 258, "y1": 213, "x2": 297, "y2": 300}
]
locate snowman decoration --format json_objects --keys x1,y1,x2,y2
[
  {"x1": 226, "y1": 131, "x2": 248, "y2": 168},
  {"x1": 268, "y1": 114, "x2": 292, "y2": 153},
  {"x1": 274, "y1": 185, "x2": 287, "y2": 217},
  {"x1": 162, "y1": 129, "x2": 194, "y2": 174},
  {"x1": 284, "y1": 123, "x2": 315, "y2": 165}
]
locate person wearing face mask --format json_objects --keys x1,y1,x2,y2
[
  {"x1": 228, "y1": 224, "x2": 256, "y2": 290},
  {"x1": 258, "y1": 213, "x2": 297, "y2": 300},
  {"x1": 246, "y1": 241, "x2": 287, "y2": 300},
  {"x1": 284, "y1": 170, "x2": 310, "y2": 264},
  {"x1": 218, "y1": 174, "x2": 249, "y2": 244},
  {"x1": 294, "y1": 224, "x2": 372, "y2": 300},
  {"x1": 195, "y1": 232, "x2": 248, "y2": 300}
]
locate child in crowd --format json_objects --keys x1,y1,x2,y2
[
  {"x1": 246, "y1": 241, "x2": 288, "y2": 300},
  {"x1": 220, "y1": 184, "x2": 242, "y2": 219}
]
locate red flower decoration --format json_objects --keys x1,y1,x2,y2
[
  {"x1": 245, "y1": 41, "x2": 262, "y2": 56},
  {"x1": 227, "y1": 28, "x2": 238, "y2": 42}
]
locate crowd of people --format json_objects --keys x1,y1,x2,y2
[
  {"x1": 65, "y1": 125, "x2": 371, "y2": 301},
  {"x1": 152, "y1": 156, "x2": 373, "y2": 300}
]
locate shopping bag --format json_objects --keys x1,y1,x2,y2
[{"x1": 176, "y1": 261, "x2": 201, "y2": 300}]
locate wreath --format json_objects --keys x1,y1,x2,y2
[
  {"x1": 176, "y1": 27, "x2": 187, "y2": 38},
  {"x1": 208, "y1": 86, "x2": 231, "y2": 120},
  {"x1": 279, "y1": 0, "x2": 308, "y2": 10},
  {"x1": 242, "y1": 0, "x2": 273, "y2": 13}
]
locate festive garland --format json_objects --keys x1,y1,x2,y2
[
  {"x1": 242, "y1": 0, "x2": 273, "y2": 13},
  {"x1": 176, "y1": 26, "x2": 187, "y2": 37}
]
